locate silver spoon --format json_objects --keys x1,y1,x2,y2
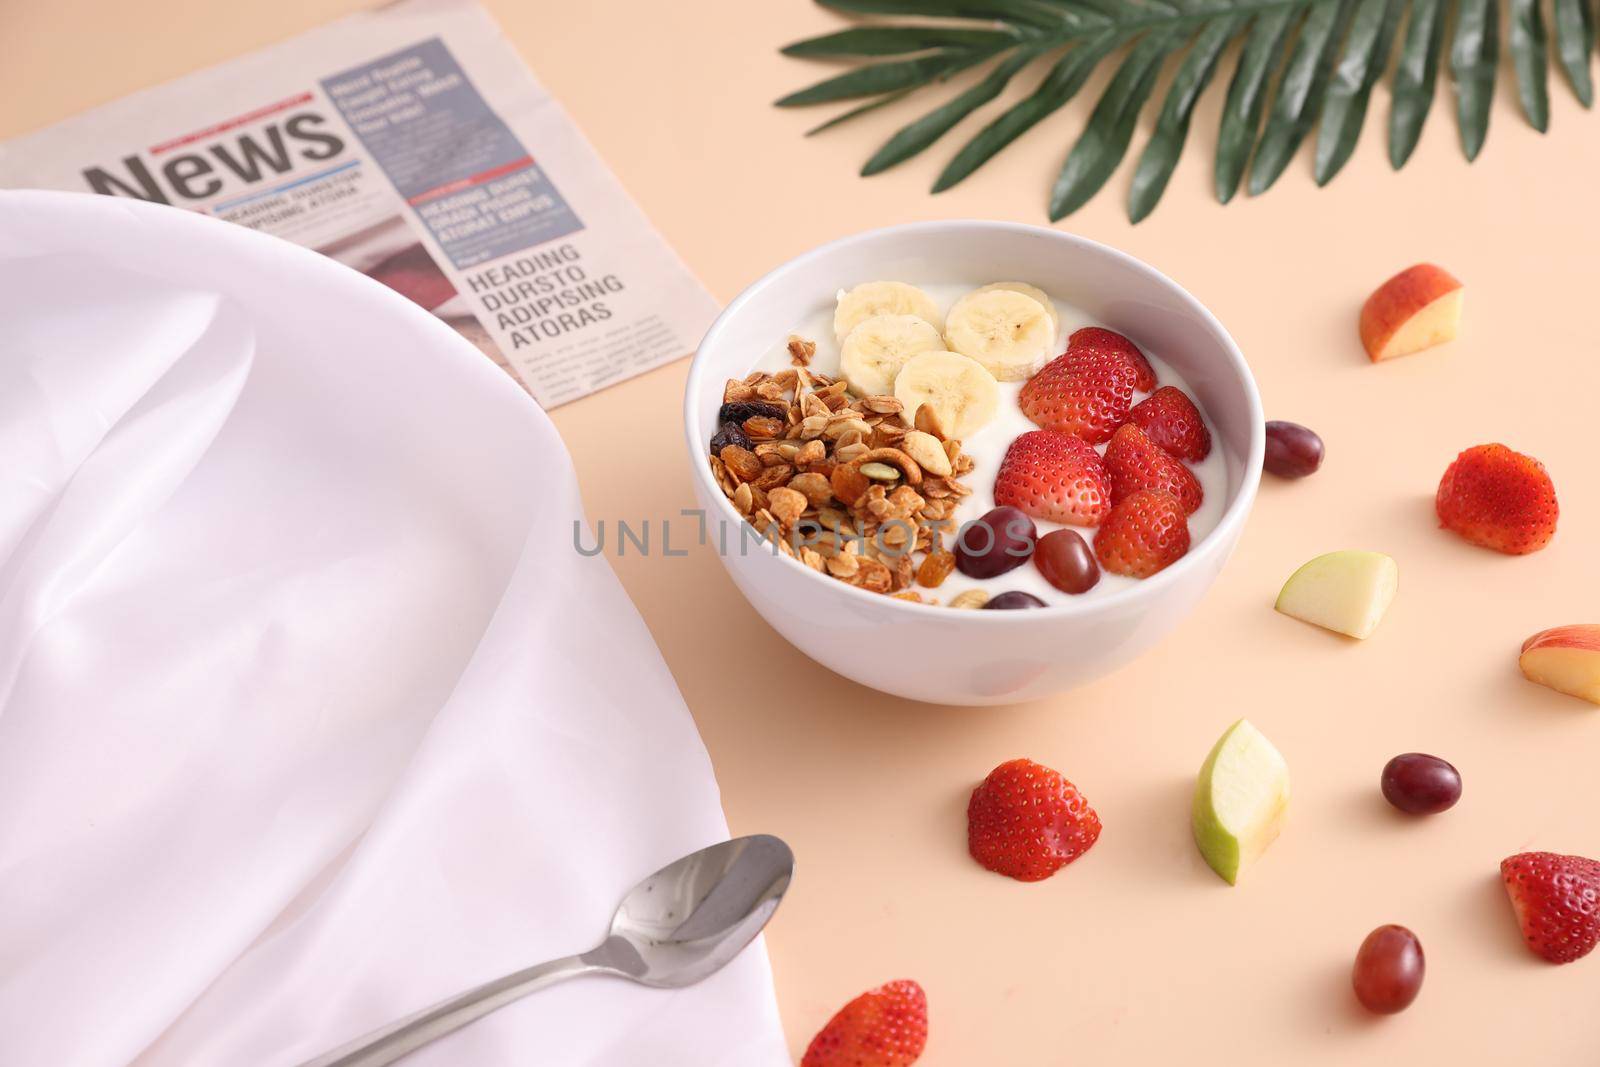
[{"x1": 299, "y1": 834, "x2": 794, "y2": 1067}]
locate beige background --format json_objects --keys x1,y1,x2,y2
[{"x1": 5, "y1": 1, "x2": 1599, "y2": 1062}]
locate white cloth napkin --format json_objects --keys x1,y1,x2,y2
[{"x1": 0, "y1": 191, "x2": 788, "y2": 1067}]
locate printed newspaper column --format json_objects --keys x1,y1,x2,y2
[{"x1": 0, "y1": 0, "x2": 718, "y2": 408}]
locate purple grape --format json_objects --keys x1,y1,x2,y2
[
  {"x1": 1381, "y1": 753, "x2": 1461, "y2": 814},
  {"x1": 984, "y1": 591, "x2": 1048, "y2": 610},
  {"x1": 1264, "y1": 421, "x2": 1324, "y2": 478},
  {"x1": 954, "y1": 506, "x2": 1036, "y2": 579}
]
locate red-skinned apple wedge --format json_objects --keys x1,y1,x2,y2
[
  {"x1": 1360, "y1": 264, "x2": 1463, "y2": 362},
  {"x1": 1520, "y1": 626, "x2": 1600, "y2": 705}
]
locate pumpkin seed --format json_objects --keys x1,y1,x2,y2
[{"x1": 859, "y1": 461, "x2": 900, "y2": 481}]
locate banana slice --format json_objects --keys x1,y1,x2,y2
[
  {"x1": 839, "y1": 314, "x2": 944, "y2": 397},
  {"x1": 834, "y1": 281, "x2": 943, "y2": 342},
  {"x1": 943, "y1": 288, "x2": 1054, "y2": 381},
  {"x1": 972, "y1": 281, "x2": 1059, "y2": 337},
  {"x1": 893, "y1": 351, "x2": 1000, "y2": 440}
]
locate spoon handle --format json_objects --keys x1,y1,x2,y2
[{"x1": 297, "y1": 954, "x2": 594, "y2": 1067}]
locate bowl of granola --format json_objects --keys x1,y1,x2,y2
[{"x1": 685, "y1": 221, "x2": 1263, "y2": 705}]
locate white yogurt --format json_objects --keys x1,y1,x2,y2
[{"x1": 753, "y1": 283, "x2": 1227, "y2": 605}]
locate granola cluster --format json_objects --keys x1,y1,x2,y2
[{"x1": 708, "y1": 359, "x2": 976, "y2": 601}]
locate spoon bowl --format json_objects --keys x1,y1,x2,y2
[{"x1": 585, "y1": 834, "x2": 793, "y2": 988}]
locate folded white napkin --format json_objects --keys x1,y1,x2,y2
[{"x1": 0, "y1": 191, "x2": 788, "y2": 1067}]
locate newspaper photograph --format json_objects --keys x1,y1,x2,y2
[{"x1": 0, "y1": 0, "x2": 719, "y2": 408}]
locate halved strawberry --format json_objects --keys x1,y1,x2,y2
[
  {"x1": 1103, "y1": 423, "x2": 1203, "y2": 514},
  {"x1": 968, "y1": 758, "x2": 1101, "y2": 882},
  {"x1": 1068, "y1": 326, "x2": 1158, "y2": 392},
  {"x1": 1436, "y1": 443, "x2": 1558, "y2": 555},
  {"x1": 1127, "y1": 386, "x2": 1211, "y2": 462},
  {"x1": 993, "y1": 429, "x2": 1111, "y2": 526},
  {"x1": 801, "y1": 979, "x2": 928, "y2": 1067},
  {"x1": 1093, "y1": 488, "x2": 1190, "y2": 578},
  {"x1": 1018, "y1": 349, "x2": 1138, "y2": 445},
  {"x1": 1500, "y1": 851, "x2": 1600, "y2": 963}
]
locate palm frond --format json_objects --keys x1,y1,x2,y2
[{"x1": 776, "y1": 0, "x2": 1597, "y2": 221}]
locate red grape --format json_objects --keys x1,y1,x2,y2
[
  {"x1": 1034, "y1": 529, "x2": 1100, "y2": 594},
  {"x1": 1352, "y1": 924, "x2": 1424, "y2": 1014},
  {"x1": 1264, "y1": 421, "x2": 1324, "y2": 478},
  {"x1": 1381, "y1": 753, "x2": 1461, "y2": 814}
]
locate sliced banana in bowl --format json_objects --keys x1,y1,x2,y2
[
  {"x1": 834, "y1": 281, "x2": 943, "y2": 341},
  {"x1": 943, "y1": 287, "x2": 1055, "y2": 382},
  {"x1": 893, "y1": 350, "x2": 1000, "y2": 440},
  {"x1": 971, "y1": 281, "x2": 1059, "y2": 337},
  {"x1": 839, "y1": 313, "x2": 944, "y2": 397}
]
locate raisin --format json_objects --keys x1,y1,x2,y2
[
  {"x1": 710, "y1": 421, "x2": 752, "y2": 455},
  {"x1": 718, "y1": 400, "x2": 787, "y2": 426}
]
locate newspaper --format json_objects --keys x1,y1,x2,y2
[{"x1": 0, "y1": 0, "x2": 718, "y2": 408}]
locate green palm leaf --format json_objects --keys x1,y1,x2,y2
[
  {"x1": 1388, "y1": 0, "x2": 1448, "y2": 166},
  {"x1": 932, "y1": 38, "x2": 1118, "y2": 192},
  {"x1": 862, "y1": 48, "x2": 1043, "y2": 174},
  {"x1": 1552, "y1": 0, "x2": 1595, "y2": 104},
  {"x1": 1248, "y1": 0, "x2": 1354, "y2": 195},
  {"x1": 1215, "y1": 8, "x2": 1297, "y2": 203},
  {"x1": 1451, "y1": 0, "x2": 1500, "y2": 158},
  {"x1": 779, "y1": 0, "x2": 1597, "y2": 221},
  {"x1": 1508, "y1": 0, "x2": 1550, "y2": 129},
  {"x1": 1315, "y1": 0, "x2": 1404, "y2": 184},
  {"x1": 1051, "y1": 30, "x2": 1185, "y2": 218},
  {"x1": 1130, "y1": 13, "x2": 1244, "y2": 221}
]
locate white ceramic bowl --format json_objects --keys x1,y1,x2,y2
[{"x1": 685, "y1": 221, "x2": 1264, "y2": 706}]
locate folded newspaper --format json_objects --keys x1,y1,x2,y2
[{"x1": 0, "y1": 0, "x2": 718, "y2": 408}]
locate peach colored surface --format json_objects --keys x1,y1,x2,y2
[{"x1": 6, "y1": 2, "x2": 1600, "y2": 1063}]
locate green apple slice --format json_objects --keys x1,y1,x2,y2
[
  {"x1": 1192, "y1": 719, "x2": 1290, "y2": 885},
  {"x1": 1274, "y1": 550, "x2": 1398, "y2": 639}
]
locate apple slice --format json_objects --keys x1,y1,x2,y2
[
  {"x1": 1192, "y1": 719, "x2": 1290, "y2": 885},
  {"x1": 1360, "y1": 263, "x2": 1463, "y2": 362},
  {"x1": 1520, "y1": 626, "x2": 1600, "y2": 706},
  {"x1": 1275, "y1": 550, "x2": 1398, "y2": 640}
]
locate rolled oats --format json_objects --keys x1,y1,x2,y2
[
  {"x1": 751, "y1": 468, "x2": 790, "y2": 494},
  {"x1": 787, "y1": 335, "x2": 816, "y2": 367},
  {"x1": 826, "y1": 553, "x2": 860, "y2": 579}
]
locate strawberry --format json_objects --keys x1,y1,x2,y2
[
  {"x1": 1068, "y1": 326, "x2": 1158, "y2": 392},
  {"x1": 801, "y1": 979, "x2": 928, "y2": 1067},
  {"x1": 1103, "y1": 423, "x2": 1203, "y2": 514},
  {"x1": 1436, "y1": 443, "x2": 1558, "y2": 555},
  {"x1": 993, "y1": 429, "x2": 1112, "y2": 526},
  {"x1": 1018, "y1": 349, "x2": 1138, "y2": 445},
  {"x1": 1500, "y1": 851, "x2": 1600, "y2": 963},
  {"x1": 968, "y1": 758, "x2": 1101, "y2": 882},
  {"x1": 1093, "y1": 489, "x2": 1190, "y2": 578},
  {"x1": 1127, "y1": 386, "x2": 1212, "y2": 462}
]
